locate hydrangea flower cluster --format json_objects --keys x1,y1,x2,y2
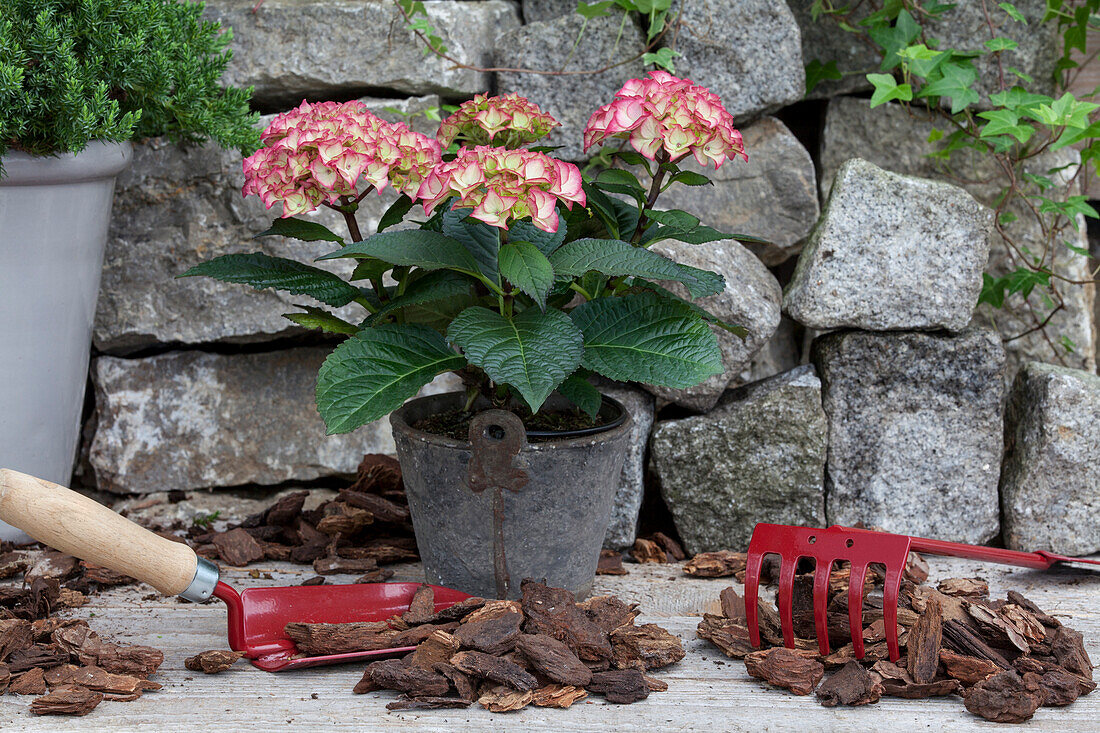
[
  {"x1": 437, "y1": 93, "x2": 560, "y2": 149},
  {"x1": 583, "y1": 71, "x2": 747, "y2": 168},
  {"x1": 243, "y1": 100, "x2": 442, "y2": 217},
  {"x1": 416, "y1": 145, "x2": 584, "y2": 232}
]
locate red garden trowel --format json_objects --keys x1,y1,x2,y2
[{"x1": 0, "y1": 469, "x2": 469, "y2": 671}]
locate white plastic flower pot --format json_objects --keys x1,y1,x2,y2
[{"x1": 0, "y1": 141, "x2": 132, "y2": 542}]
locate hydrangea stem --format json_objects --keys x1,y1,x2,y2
[{"x1": 631, "y1": 149, "x2": 670, "y2": 244}]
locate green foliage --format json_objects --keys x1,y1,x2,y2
[
  {"x1": 805, "y1": 0, "x2": 1100, "y2": 361},
  {"x1": 557, "y1": 372, "x2": 603, "y2": 419},
  {"x1": 0, "y1": 0, "x2": 258, "y2": 169},
  {"x1": 255, "y1": 218, "x2": 345, "y2": 244},
  {"x1": 316, "y1": 325, "x2": 466, "y2": 434},
  {"x1": 179, "y1": 253, "x2": 364, "y2": 308},
  {"x1": 569, "y1": 293, "x2": 723, "y2": 388},
  {"x1": 283, "y1": 306, "x2": 359, "y2": 335},
  {"x1": 448, "y1": 306, "x2": 584, "y2": 412}
]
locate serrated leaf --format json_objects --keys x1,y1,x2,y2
[
  {"x1": 641, "y1": 224, "x2": 768, "y2": 246},
  {"x1": 366, "y1": 271, "x2": 473, "y2": 325},
  {"x1": 509, "y1": 217, "x2": 567, "y2": 256},
  {"x1": 666, "y1": 170, "x2": 712, "y2": 187},
  {"x1": 550, "y1": 238, "x2": 723, "y2": 297},
  {"x1": 447, "y1": 306, "x2": 583, "y2": 411},
  {"x1": 254, "y1": 217, "x2": 344, "y2": 244},
  {"x1": 316, "y1": 324, "x2": 466, "y2": 433},
  {"x1": 283, "y1": 306, "x2": 359, "y2": 335},
  {"x1": 377, "y1": 194, "x2": 415, "y2": 232},
  {"x1": 805, "y1": 58, "x2": 843, "y2": 94},
  {"x1": 350, "y1": 258, "x2": 392, "y2": 282},
  {"x1": 444, "y1": 207, "x2": 501, "y2": 284},
  {"x1": 596, "y1": 168, "x2": 648, "y2": 200},
  {"x1": 644, "y1": 208, "x2": 700, "y2": 231},
  {"x1": 569, "y1": 293, "x2": 723, "y2": 388},
  {"x1": 557, "y1": 373, "x2": 603, "y2": 419},
  {"x1": 317, "y1": 230, "x2": 480, "y2": 273},
  {"x1": 499, "y1": 241, "x2": 555, "y2": 310},
  {"x1": 632, "y1": 278, "x2": 748, "y2": 338},
  {"x1": 179, "y1": 253, "x2": 362, "y2": 308}
]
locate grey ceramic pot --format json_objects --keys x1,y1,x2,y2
[
  {"x1": 391, "y1": 392, "x2": 633, "y2": 600},
  {"x1": 0, "y1": 141, "x2": 133, "y2": 541}
]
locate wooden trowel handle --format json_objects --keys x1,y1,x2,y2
[{"x1": 0, "y1": 468, "x2": 201, "y2": 596}]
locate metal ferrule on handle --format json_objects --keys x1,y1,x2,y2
[{"x1": 180, "y1": 557, "x2": 221, "y2": 602}]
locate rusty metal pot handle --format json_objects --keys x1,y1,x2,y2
[{"x1": 465, "y1": 410, "x2": 529, "y2": 599}]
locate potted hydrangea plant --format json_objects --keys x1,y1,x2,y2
[
  {"x1": 183, "y1": 72, "x2": 752, "y2": 598},
  {"x1": 0, "y1": 0, "x2": 258, "y2": 541}
]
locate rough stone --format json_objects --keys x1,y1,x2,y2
[
  {"x1": 820, "y1": 96, "x2": 1096, "y2": 379},
  {"x1": 644, "y1": 239, "x2": 782, "y2": 412},
  {"x1": 205, "y1": 1, "x2": 518, "y2": 105},
  {"x1": 87, "y1": 348, "x2": 461, "y2": 493},
  {"x1": 642, "y1": 116, "x2": 819, "y2": 266},
  {"x1": 651, "y1": 366, "x2": 827, "y2": 554},
  {"x1": 812, "y1": 329, "x2": 1005, "y2": 543},
  {"x1": 595, "y1": 380, "x2": 655, "y2": 551},
  {"x1": 670, "y1": 0, "x2": 803, "y2": 121},
  {"x1": 495, "y1": 14, "x2": 646, "y2": 162},
  {"x1": 792, "y1": 0, "x2": 1059, "y2": 103},
  {"x1": 1001, "y1": 362, "x2": 1100, "y2": 555},
  {"x1": 784, "y1": 158, "x2": 992, "y2": 332},
  {"x1": 521, "y1": 0, "x2": 574, "y2": 23},
  {"x1": 96, "y1": 96, "x2": 441, "y2": 354}
]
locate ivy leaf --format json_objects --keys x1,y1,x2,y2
[
  {"x1": 365, "y1": 271, "x2": 473, "y2": 325},
  {"x1": 868, "y1": 9, "x2": 921, "y2": 70},
  {"x1": 569, "y1": 292, "x2": 723, "y2": 388},
  {"x1": 316, "y1": 324, "x2": 467, "y2": 434},
  {"x1": 868, "y1": 73, "x2": 913, "y2": 107},
  {"x1": 499, "y1": 241, "x2": 555, "y2": 310},
  {"x1": 443, "y1": 207, "x2": 501, "y2": 284},
  {"x1": 254, "y1": 217, "x2": 345, "y2": 244},
  {"x1": 447, "y1": 306, "x2": 584, "y2": 412},
  {"x1": 510, "y1": 216, "x2": 567, "y2": 256},
  {"x1": 918, "y1": 60, "x2": 980, "y2": 113},
  {"x1": 643, "y1": 47, "x2": 680, "y2": 72},
  {"x1": 557, "y1": 372, "x2": 603, "y2": 420},
  {"x1": 550, "y1": 238, "x2": 723, "y2": 297},
  {"x1": 984, "y1": 37, "x2": 1019, "y2": 52},
  {"x1": 977, "y1": 109, "x2": 1034, "y2": 144},
  {"x1": 998, "y1": 2, "x2": 1027, "y2": 23},
  {"x1": 805, "y1": 59, "x2": 843, "y2": 95},
  {"x1": 283, "y1": 306, "x2": 359, "y2": 335},
  {"x1": 317, "y1": 230, "x2": 480, "y2": 273},
  {"x1": 179, "y1": 253, "x2": 362, "y2": 308},
  {"x1": 576, "y1": 0, "x2": 616, "y2": 20},
  {"x1": 377, "y1": 194, "x2": 415, "y2": 232}
]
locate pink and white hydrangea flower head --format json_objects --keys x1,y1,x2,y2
[
  {"x1": 242, "y1": 99, "x2": 442, "y2": 217},
  {"x1": 415, "y1": 145, "x2": 584, "y2": 232},
  {"x1": 582, "y1": 71, "x2": 747, "y2": 168},
  {"x1": 436, "y1": 93, "x2": 560, "y2": 149}
]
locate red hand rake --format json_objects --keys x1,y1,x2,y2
[{"x1": 745, "y1": 523, "x2": 1100, "y2": 662}]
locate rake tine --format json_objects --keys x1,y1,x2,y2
[
  {"x1": 776, "y1": 556, "x2": 797, "y2": 650},
  {"x1": 812, "y1": 559, "x2": 832, "y2": 657},
  {"x1": 744, "y1": 551, "x2": 764, "y2": 648},
  {"x1": 882, "y1": 563, "x2": 904, "y2": 662},
  {"x1": 848, "y1": 562, "x2": 868, "y2": 659}
]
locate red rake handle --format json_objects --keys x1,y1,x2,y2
[{"x1": 905, "y1": 535, "x2": 1100, "y2": 570}]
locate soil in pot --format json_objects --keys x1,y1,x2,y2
[{"x1": 413, "y1": 405, "x2": 607, "y2": 442}]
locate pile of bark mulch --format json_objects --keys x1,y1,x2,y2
[
  {"x1": 288, "y1": 578, "x2": 684, "y2": 711},
  {"x1": 692, "y1": 550, "x2": 1096, "y2": 723},
  {"x1": 0, "y1": 543, "x2": 165, "y2": 716},
  {"x1": 596, "y1": 532, "x2": 687, "y2": 576},
  {"x1": 185, "y1": 455, "x2": 418, "y2": 581}
]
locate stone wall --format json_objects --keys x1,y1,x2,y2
[{"x1": 84, "y1": 0, "x2": 1100, "y2": 554}]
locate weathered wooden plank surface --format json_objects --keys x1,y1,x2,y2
[{"x1": 2, "y1": 557, "x2": 1097, "y2": 730}]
